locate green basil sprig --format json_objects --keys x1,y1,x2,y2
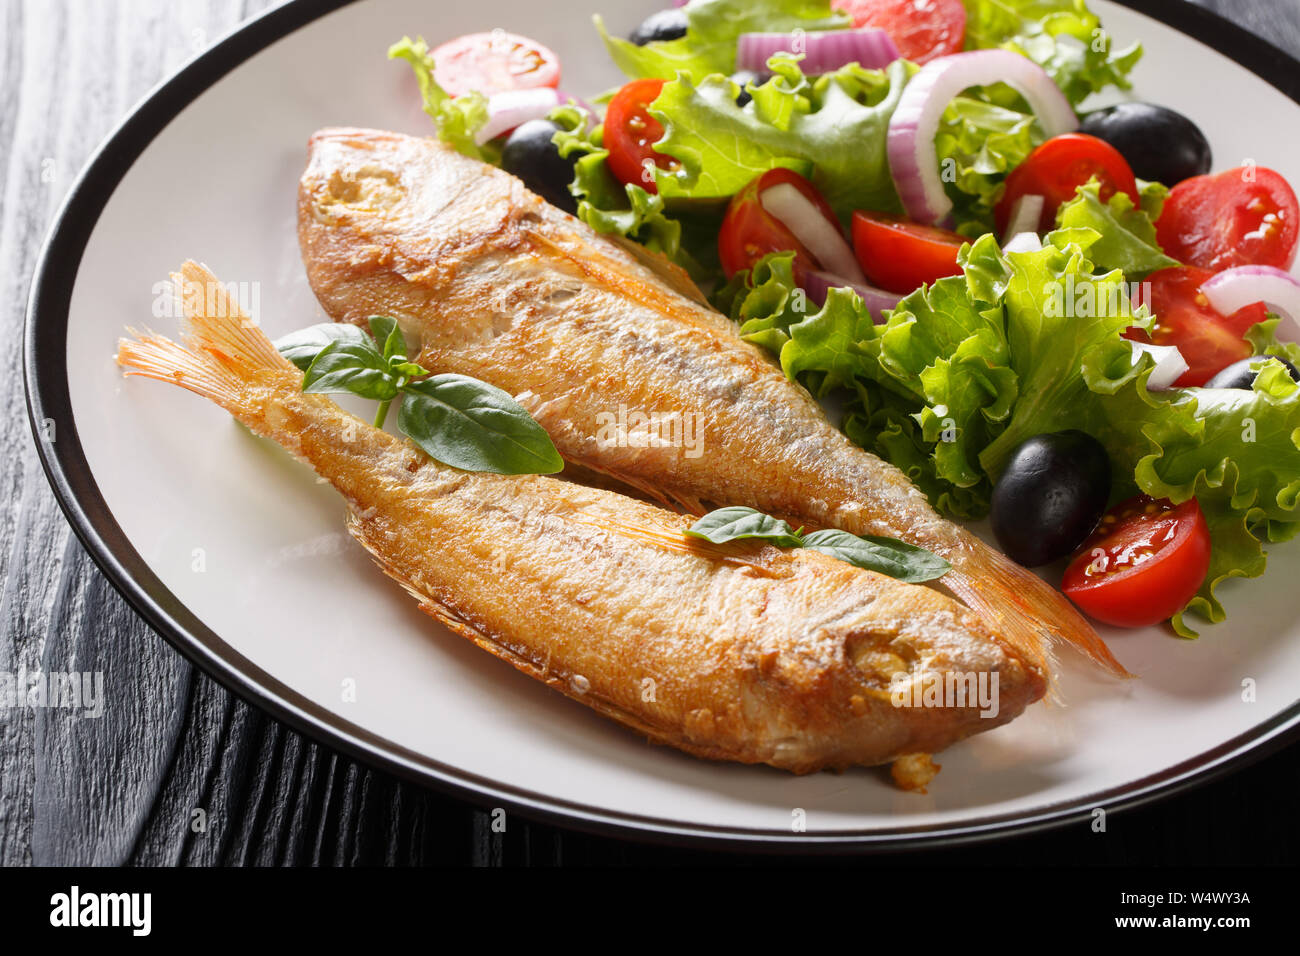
[
  {"x1": 275, "y1": 317, "x2": 563, "y2": 476},
  {"x1": 684, "y1": 507, "x2": 950, "y2": 583}
]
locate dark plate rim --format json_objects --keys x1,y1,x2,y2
[{"x1": 23, "y1": 0, "x2": 1300, "y2": 853}]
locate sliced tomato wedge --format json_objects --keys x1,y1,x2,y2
[
  {"x1": 994, "y1": 133, "x2": 1139, "y2": 235},
  {"x1": 1156, "y1": 166, "x2": 1300, "y2": 272},
  {"x1": 851, "y1": 211, "x2": 965, "y2": 294},
  {"x1": 1126, "y1": 266, "x2": 1268, "y2": 387},
  {"x1": 832, "y1": 0, "x2": 967, "y2": 64},
  {"x1": 1062, "y1": 495, "x2": 1211, "y2": 629},
  {"x1": 430, "y1": 31, "x2": 561, "y2": 97},
  {"x1": 604, "y1": 78, "x2": 677, "y2": 194},
  {"x1": 718, "y1": 168, "x2": 842, "y2": 280}
]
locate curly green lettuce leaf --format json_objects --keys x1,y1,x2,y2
[
  {"x1": 961, "y1": 0, "x2": 1143, "y2": 108},
  {"x1": 711, "y1": 251, "x2": 809, "y2": 353},
  {"x1": 388, "y1": 36, "x2": 495, "y2": 162},
  {"x1": 1052, "y1": 179, "x2": 1178, "y2": 278},
  {"x1": 935, "y1": 97, "x2": 1044, "y2": 237},
  {"x1": 549, "y1": 102, "x2": 690, "y2": 264},
  {"x1": 650, "y1": 57, "x2": 915, "y2": 221},
  {"x1": 595, "y1": 0, "x2": 849, "y2": 83}
]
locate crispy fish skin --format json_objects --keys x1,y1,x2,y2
[
  {"x1": 116, "y1": 263, "x2": 1045, "y2": 775},
  {"x1": 298, "y1": 127, "x2": 1128, "y2": 681}
]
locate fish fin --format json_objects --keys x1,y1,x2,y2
[
  {"x1": 606, "y1": 235, "x2": 710, "y2": 306},
  {"x1": 116, "y1": 261, "x2": 296, "y2": 409},
  {"x1": 945, "y1": 533, "x2": 1130, "y2": 690},
  {"x1": 564, "y1": 456, "x2": 707, "y2": 516}
]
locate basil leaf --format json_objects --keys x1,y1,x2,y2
[
  {"x1": 275, "y1": 323, "x2": 372, "y2": 371},
  {"x1": 397, "y1": 374, "x2": 563, "y2": 474},
  {"x1": 368, "y1": 315, "x2": 409, "y2": 362},
  {"x1": 800, "y1": 529, "x2": 950, "y2": 583},
  {"x1": 302, "y1": 340, "x2": 401, "y2": 401},
  {"x1": 685, "y1": 507, "x2": 804, "y2": 547},
  {"x1": 393, "y1": 361, "x2": 429, "y2": 379}
]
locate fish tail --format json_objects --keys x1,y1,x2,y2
[
  {"x1": 116, "y1": 261, "x2": 295, "y2": 413},
  {"x1": 943, "y1": 532, "x2": 1131, "y2": 690}
]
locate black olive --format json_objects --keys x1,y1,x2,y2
[
  {"x1": 991, "y1": 431, "x2": 1112, "y2": 568},
  {"x1": 1205, "y1": 355, "x2": 1300, "y2": 389},
  {"x1": 731, "y1": 69, "x2": 761, "y2": 107},
  {"x1": 500, "y1": 119, "x2": 578, "y2": 215},
  {"x1": 629, "y1": 8, "x2": 688, "y2": 46},
  {"x1": 1078, "y1": 103, "x2": 1212, "y2": 186}
]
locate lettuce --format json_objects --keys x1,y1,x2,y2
[
  {"x1": 651, "y1": 56, "x2": 914, "y2": 221},
  {"x1": 936, "y1": 97, "x2": 1044, "y2": 237},
  {"x1": 595, "y1": 0, "x2": 849, "y2": 83},
  {"x1": 388, "y1": 36, "x2": 495, "y2": 162},
  {"x1": 1053, "y1": 179, "x2": 1177, "y2": 278},
  {"x1": 549, "y1": 102, "x2": 707, "y2": 272},
  {"x1": 961, "y1": 0, "x2": 1143, "y2": 108},
  {"x1": 720, "y1": 233, "x2": 1300, "y2": 634}
]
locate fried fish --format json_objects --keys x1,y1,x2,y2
[
  {"x1": 297, "y1": 128, "x2": 1127, "y2": 681},
  {"x1": 116, "y1": 263, "x2": 1046, "y2": 780}
]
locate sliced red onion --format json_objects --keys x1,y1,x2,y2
[
  {"x1": 475, "y1": 87, "x2": 562, "y2": 145},
  {"x1": 1131, "y1": 341, "x2": 1189, "y2": 390},
  {"x1": 1002, "y1": 194, "x2": 1045, "y2": 243},
  {"x1": 803, "y1": 269, "x2": 903, "y2": 320},
  {"x1": 888, "y1": 50, "x2": 1077, "y2": 224},
  {"x1": 760, "y1": 182, "x2": 866, "y2": 283},
  {"x1": 736, "y1": 27, "x2": 900, "y2": 76},
  {"x1": 1201, "y1": 265, "x2": 1300, "y2": 341},
  {"x1": 1002, "y1": 231, "x2": 1042, "y2": 254}
]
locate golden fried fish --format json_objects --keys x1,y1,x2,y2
[
  {"x1": 116, "y1": 263, "x2": 1046, "y2": 780},
  {"x1": 297, "y1": 128, "x2": 1127, "y2": 681}
]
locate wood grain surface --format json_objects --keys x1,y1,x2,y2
[{"x1": 3, "y1": 0, "x2": 1299, "y2": 867}]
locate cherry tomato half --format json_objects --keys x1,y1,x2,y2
[
  {"x1": 994, "y1": 133, "x2": 1139, "y2": 235},
  {"x1": 832, "y1": 0, "x2": 967, "y2": 64},
  {"x1": 604, "y1": 78, "x2": 677, "y2": 194},
  {"x1": 1155, "y1": 166, "x2": 1300, "y2": 272},
  {"x1": 718, "y1": 168, "x2": 842, "y2": 280},
  {"x1": 1126, "y1": 266, "x2": 1268, "y2": 387},
  {"x1": 1062, "y1": 495, "x2": 1211, "y2": 629},
  {"x1": 430, "y1": 31, "x2": 561, "y2": 98},
  {"x1": 851, "y1": 211, "x2": 966, "y2": 294}
]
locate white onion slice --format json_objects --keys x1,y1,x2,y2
[
  {"x1": 1002, "y1": 231, "x2": 1042, "y2": 254},
  {"x1": 475, "y1": 88, "x2": 563, "y2": 145},
  {"x1": 888, "y1": 50, "x2": 1077, "y2": 224},
  {"x1": 1131, "y1": 341, "x2": 1189, "y2": 390},
  {"x1": 736, "y1": 28, "x2": 900, "y2": 76},
  {"x1": 802, "y1": 269, "x2": 903, "y2": 320},
  {"x1": 1201, "y1": 265, "x2": 1300, "y2": 341},
  {"x1": 1002, "y1": 194, "x2": 1045, "y2": 243},
  {"x1": 760, "y1": 182, "x2": 866, "y2": 283}
]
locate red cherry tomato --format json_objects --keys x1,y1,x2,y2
[
  {"x1": 1062, "y1": 495, "x2": 1211, "y2": 628},
  {"x1": 603, "y1": 79, "x2": 678, "y2": 194},
  {"x1": 1126, "y1": 266, "x2": 1268, "y2": 387},
  {"x1": 995, "y1": 133, "x2": 1139, "y2": 235},
  {"x1": 718, "y1": 168, "x2": 843, "y2": 279},
  {"x1": 1155, "y1": 166, "x2": 1300, "y2": 272},
  {"x1": 832, "y1": 0, "x2": 967, "y2": 64},
  {"x1": 850, "y1": 211, "x2": 965, "y2": 294},
  {"x1": 430, "y1": 31, "x2": 561, "y2": 97}
]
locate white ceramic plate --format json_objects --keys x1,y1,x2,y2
[{"x1": 26, "y1": 0, "x2": 1300, "y2": 848}]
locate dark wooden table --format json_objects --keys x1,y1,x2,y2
[{"x1": 4, "y1": 0, "x2": 1299, "y2": 867}]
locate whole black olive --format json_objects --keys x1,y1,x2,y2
[
  {"x1": 1078, "y1": 103, "x2": 1212, "y2": 186},
  {"x1": 629, "y1": 8, "x2": 688, "y2": 46},
  {"x1": 731, "y1": 69, "x2": 762, "y2": 107},
  {"x1": 1205, "y1": 355, "x2": 1300, "y2": 389},
  {"x1": 991, "y1": 431, "x2": 1112, "y2": 568},
  {"x1": 500, "y1": 119, "x2": 578, "y2": 215}
]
